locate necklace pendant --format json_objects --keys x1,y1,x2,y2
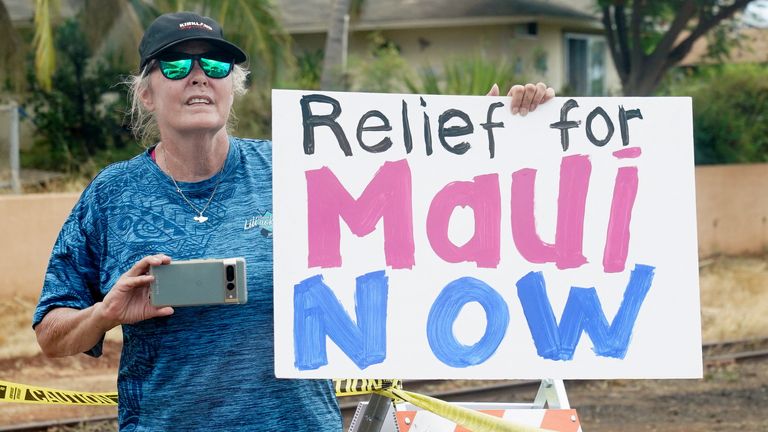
[{"x1": 194, "y1": 215, "x2": 209, "y2": 223}]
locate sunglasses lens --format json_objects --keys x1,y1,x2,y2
[
  {"x1": 159, "y1": 59, "x2": 192, "y2": 80},
  {"x1": 199, "y1": 58, "x2": 233, "y2": 78}
]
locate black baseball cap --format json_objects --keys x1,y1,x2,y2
[{"x1": 139, "y1": 12, "x2": 247, "y2": 70}]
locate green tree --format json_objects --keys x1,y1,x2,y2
[
  {"x1": 25, "y1": 19, "x2": 135, "y2": 174},
  {"x1": 0, "y1": 0, "x2": 294, "y2": 91},
  {"x1": 600, "y1": 0, "x2": 755, "y2": 96},
  {"x1": 405, "y1": 55, "x2": 524, "y2": 96},
  {"x1": 665, "y1": 64, "x2": 768, "y2": 164}
]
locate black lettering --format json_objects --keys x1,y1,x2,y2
[
  {"x1": 69, "y1": 392, "x2": 90, "y2": 404},
  {"x1": 300, "y1": 94, "x2": 352, "y2": 156},
  {"x1": 72, "y1": 392, "x2": 96, "y2": 404},
  {"x1": 619, "y1": 106, "x2": 643, "y2": 146},
  {"x1": 51, "y1": 391, "x2": 79, "y2": 404},
  {"x1": 25, "y1": 389, "x2": 46, "y2": 402},
  {"x1": 402, "y1": 100, "x2": 413, "y2": 154},
  {"x1": 585, "y1": 106, "x2": 614, "y2": 147},
  {"x1": 438, "y1": 109, "x2": 473, "y2": 155},
  {"x1": 97, "y1": 394, "x2": 117, "y2": 404},
  {"x1": 549, "y1": 99, "x2": 581, "y2": 151},
  {"x1": 481, "y1": 102, "x2": 505, "y2": 158},
  {"x1": 357, "y1": 110, "x2": 393, "y2": 153},
  {"x1": 421, "y1": 97, "x2": 433, "y2": 156},
  {"x1": 83, "y1": 394, "x2": 103, "y2": 404}
]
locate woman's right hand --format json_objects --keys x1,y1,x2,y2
[{"x1": 100, "y1": 254, "x2": 175, "y2": 326}]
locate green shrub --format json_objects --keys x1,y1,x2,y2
[
  {"x1": 405, "y1": 55, "x2": 525, "y2": 96},
  {"x1": 23, "y1": 19, "x2": 137, "y2": 175},
  {"x1": 232, "y1": 85, "x2": 273, "y2": 140},
  {"x1": 348, "y1": 32, "x2": 412, "y2": 93},
  {"x1": 664, "y1": 64, "x2": 768, "y2": 165}
]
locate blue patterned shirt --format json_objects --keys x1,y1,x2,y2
[{"x1": 33, "y1": 137, "x2": 342, "y2": 431}]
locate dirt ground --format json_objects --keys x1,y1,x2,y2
[
  {"x1": 568, "y1": 359, "x2": 768, "y2": 431},
  {"x1": 1, "y1": 254, "x2": 768, "y2": 431}
]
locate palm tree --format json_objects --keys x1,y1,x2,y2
[
  {"x1": 0, "y1": 0, "x2": 294, "y2": 91},
  {"x1": 319, "y1": 0, "x2": 351, "y2": 90},
  {"x1": 319, "y1": 0, "x2": 364, "y2": 90}
]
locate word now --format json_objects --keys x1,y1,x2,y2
[
  {"x1": 293, "y1": 264, "x2": 655, "y2": 370},
  {"x1": 308, "y1": 157, "x2": 638, "y2": 274}
]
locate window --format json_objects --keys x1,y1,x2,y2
[
  {"x1": 514, "y1": 22, "x2": 539, "y2": 38},
  {"x1": 565, "y1": 33, "x2": 606, "y2": 96}
]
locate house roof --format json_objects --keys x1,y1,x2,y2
[
  {"x1": 274, "y1": 0, "x2": 600, "y2": 33},
  {"x1": 6, "y1": 0, "x2": 600, "y2": 32}
]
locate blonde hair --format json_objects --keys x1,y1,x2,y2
[{"x1": 126, "y1": 61, "x2": 249, "y2": 146}]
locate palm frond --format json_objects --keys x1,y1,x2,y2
[{"x1": 33, "y1": 0, "x2": 60, "y2": 91}]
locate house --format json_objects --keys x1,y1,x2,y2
[
  {"x1": 3, "y1": 0, "x2": 621, "y2": 94},
  {"x1": 274, "y1": 0, "x2": 622, "y2": 95}
]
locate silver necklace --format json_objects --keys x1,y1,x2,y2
[{"x1": 162, "y1": 144, "x2": 224, "y2": 223}]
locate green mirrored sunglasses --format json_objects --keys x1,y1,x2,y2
[{"x1": 156, "y1": 53, "x2": 234, "y2": 80}]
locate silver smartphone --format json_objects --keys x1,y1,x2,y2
[{"x1": 150, "y1": 258, "x2": 247, "y2": 307}]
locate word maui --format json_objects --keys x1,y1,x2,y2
[{"x1": 307, "y1": 158, "x2": 637, "y2": 273}]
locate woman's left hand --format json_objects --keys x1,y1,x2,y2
[{"x1": 487, "y1": 82, "x2": 556, "y2": 116}]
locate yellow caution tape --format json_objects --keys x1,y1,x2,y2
[
  {"x1": 0, "y1": 378, "x2": 396, "y2": 404},
  {"x1": 0, "y1": 380, "x2": 117, "y2": 406},
  {"x1": 334, "y1": 378, "x2": 401, "y2": 396},
  {"x1": 1, "y1": 379, "x2": 553, "y2": 432},
  {"x1": 376, "y1": 387, "x2": 554, "y2": 432}
]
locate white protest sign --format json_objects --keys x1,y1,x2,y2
[{"x1": 272, "y1": 90, "x2": 701, "y2": 379}]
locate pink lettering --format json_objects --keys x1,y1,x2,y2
[
  {"x1": 426, "y1": 174, "x2": 501, "y2": 268},
  {"x1": 306, "y1": 159, "x2": 414, "y2": 269},
  {"x1": 603, "y1": 166, "x2": 639, "y2": 273},
  {"x1": 510, "y1": 155, "x2": 590, "y2": 269}
]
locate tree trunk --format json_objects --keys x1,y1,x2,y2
[
  {"x1": 622, "y1": 73, "x2": 661, "y2": 96},
  {"x1": 320, "y1": 0, "x2": 352, "y2": 90}
]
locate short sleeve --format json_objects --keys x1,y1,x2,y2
[{"x1": 32, "y1": 187, "x2": 105, "y2": 357}]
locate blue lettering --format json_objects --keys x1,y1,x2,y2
[
  {"x1": 427, "y1": 277, "x2": 509, "y2": 367},
  {"x1": 293, "y1": 270, "x2": 388, "y2": 370},
  {"x1": 516, "y1": 263, "x2": 655, "y2": 360}
]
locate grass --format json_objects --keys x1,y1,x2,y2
[{"x1": 699, "y1": 254, "x2": 768, "y2": 343}]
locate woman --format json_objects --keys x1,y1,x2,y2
[{"x1": 33, "y1": 11, "x2": 555, "y2": 431}]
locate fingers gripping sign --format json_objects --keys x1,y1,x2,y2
[
  {"x1": 101, "y1": 254, "x2": 174, "y2": 325},
  {"x1": 487, "y1": 82, "x2": 556, "y2": 116}
]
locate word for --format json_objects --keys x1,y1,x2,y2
[
  {"x1": 549, "y1": 99, "x2": 643, "y2": 151},
  {"x1": 293, "y1": 265, "x2": 655, "y2": 370},
  {"x1": 307, "y1": 158, "x2": 638, "y2": 273}
]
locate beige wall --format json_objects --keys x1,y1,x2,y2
[
  {"x1": 695, "y1": 164, "x2": 768, "y2": 257},
  {"x1": 2, "y1": 164, "x2": 764, "y2": 298},
  {"x1": 0, "y1": 193, "x2": 78, "y2": 298}
]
